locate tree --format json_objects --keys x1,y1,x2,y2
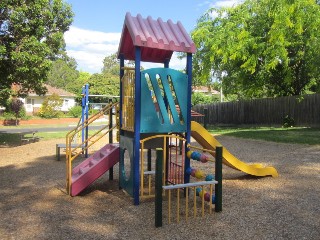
[
  {"x1": 0, "y1": 0, "x2": 74, "y2": 106},
  {"x1": 192, "y1": 0, "x2": 320, "y2": 99},
  {"x1": 47, "y1": 54, "x2": 79, "y2": 90},
  {"x1": 87, "y1": 73, "x2": 120, "y2": 103},
  {"x1": 102, "y1": 52, "x2": 135, "y2": 75},
  {"x1": 102, "y1": 53, "x2": 119, "y2": 75},
  {"x1": 66, "y1": 71, "x2": 91, "y2": 96}
]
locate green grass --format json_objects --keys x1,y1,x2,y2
[
  {"x1": 208, "y1": 126, "x2": 320, "y2": 145},
  {"x1": 1, "y1": 125, "x2": 319, "y2": 146},
  {"x1": 0, "y1": 130, "x2": 102, "y2": 146},
  {"x1": 0, "y1": 131, "x2": 70, "y2": 146}
]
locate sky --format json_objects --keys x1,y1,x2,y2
[{"x1": 64, "y1": 0, "x2": 240, "y2": 74}]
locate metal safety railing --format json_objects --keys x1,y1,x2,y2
[
  {"x1": 154, "y1": 146, "x2": 223, "y2": 227},
  {"x1": 139, "y1": 134, "x2": 186, "y2": 198},
  {"x1": 66, "y1": 102, "x2": 120, "y2": 195}
]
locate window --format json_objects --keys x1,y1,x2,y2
[{"x1": 27, "y1": 98, "x2": 35, "y2": 105}]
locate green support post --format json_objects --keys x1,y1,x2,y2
[
  {"x1": 215, "y1": 146, "x2": 223, "y2": 212},
  {"x1": 155, "y1": 149, "x2": 163, "y2": 227}
]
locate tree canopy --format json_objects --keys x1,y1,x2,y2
[
  {"x1": 47, "y1": 54, "x2": 79, "y2": 92},
  {"x1": 87, "y1": 73, "x2": 120, "y2": 103},
  {"x1": 0, "y1": 0, "x2": 74, "y2": 106},
  {"x1": 102, "y1": 53, "x2": 119, "y2": 76},
  {"x1": 192, "y1": 0, "x2": 320, "y2": 99}
]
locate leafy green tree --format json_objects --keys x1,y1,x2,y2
[
  {"x1": 67, "y1": 71, "x2": 91, "y2": 95},
  {"x1": 47, "y1": 54, "x2": 79, "y2": 90},
  {"x1": 102, "y1": 53, "x2": 119, "y2": 75},
  {"x1": 192, "y1": 0, "x2": 320, "y2": 99},
  {"x1": 0, "y1": 0, "x2": 74, "y2": 106},
  {"x1": 87, "y1": 73, "x2": 120, "y2": 103},
  {"x1": 102, "y1": 52, "x2": 135, "y2": 75}
]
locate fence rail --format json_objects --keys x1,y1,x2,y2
[{"x1": 192, "y1": 94, "x2": 320, "y2": 127}]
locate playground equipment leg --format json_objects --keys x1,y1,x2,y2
[
  {"x1": 155, "y1": 149, "x2": 163, "y2": 227},
  {"x1": 215, "y1": 146, "x2": 223, "y2": 212},
  {"x1": 109, "y1": 102, "x2": 114, "y2": 180}
]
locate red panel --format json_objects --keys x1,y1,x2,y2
[{"x1": 71, "y1": 144, "x2": 120, "y2": 196}]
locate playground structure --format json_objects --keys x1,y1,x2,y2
[{"x1": 65, "y1": 13, "x2": 278, "y2": 226}]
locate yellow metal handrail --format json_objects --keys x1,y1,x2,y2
[{"x1": 66, "y1": 102, "x2": 120, "y2": 195}]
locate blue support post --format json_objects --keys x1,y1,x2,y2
[
  {"x1": 184, "y1": 53, "x2": 193, "y2": 184},
  {"x1": 81, "y1": 84, "x2": 89, "y2": 157},
  {"x1": 133, "y1": 46, "x2": 141, "y2": 205},
  {"x1": 164, "y1": 58, "x2": 170, "y2": 68}
]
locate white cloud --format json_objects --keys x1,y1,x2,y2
[
  {"x1": 65, "y1": 26, "x2": 120, "y2": 47},
  {"x1": 65, "y1": 26, "x2": 186, "y2": 73},
  {"x1": 65, "y1": 26, "x2": 121, "y2": 73},
  {"x1": 210, "y1": 0, "x2": 241, "y2": 8}
]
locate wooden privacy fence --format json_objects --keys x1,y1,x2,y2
[{"x1": 193, "y1": 94, "x2": 320, "y2": 127}]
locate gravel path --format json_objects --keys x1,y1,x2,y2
[{"x1": 0, "y1": 136, "x2": 319, "y2": 240}]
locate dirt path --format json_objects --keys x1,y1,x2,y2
[{"x1": 0, "y1": 137, "x2": 319, "y2": 239}]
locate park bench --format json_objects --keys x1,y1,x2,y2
[
  {"x1": 56, "y1": 143, "x2": 81, "y2": 161},
  {"x1": 20, "y1": 131, "x2": 41, "y2": 144}
]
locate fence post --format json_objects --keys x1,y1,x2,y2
[
  {"x1": 204, "y1": 108, "x2": 208, "y2": 129},
  {"x1": 155, "y1": 149, "x2": 163, "y2": 227},
  {"x1": 215, "y1": 146, "x2": 222, "y2": 212}
]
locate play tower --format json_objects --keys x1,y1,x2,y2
[
  {"x1": 66, "y1": 13, "x2": 277, "y2": 216},
  {"x1": 117, "y1": 13, "x2": 196, "y2": 205}
]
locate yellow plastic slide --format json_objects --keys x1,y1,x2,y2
[{"x1": 191, "y1": 121, "x2": 279, "y2": 177}]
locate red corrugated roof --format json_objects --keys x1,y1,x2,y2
[{"x1": 118, "y1": 12, "x2": 196, "y2": 63}]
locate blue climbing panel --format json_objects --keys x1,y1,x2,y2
[{"x1": 140, "y1": 68, "x2": 188, "y2": 133}]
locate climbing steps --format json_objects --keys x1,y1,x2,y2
[{"x1": 71, "y1": 143, "x2": 120, "y2": 196}]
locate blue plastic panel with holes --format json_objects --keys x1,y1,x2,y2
[{"x1": 140, "y1": 68, "x2": 188, "y2": 133}]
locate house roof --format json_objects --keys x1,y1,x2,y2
[
  {"x1": 11, "y1": 83, "x2": 75, "y2": 97},
  {"x1": 118, "y1": 12, "x2": 196, "y2": 63},
  {"x1": 192, "y1": 86, "x2": 220, "y2": 95},
  {"x1": 28, "y1": 84, "x2": 76, "y2": 97}
]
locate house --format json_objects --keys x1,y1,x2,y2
[
  {"x1": 192, "y1": 86, "x2": 220, "y2": 96},
  {"x1": 20, "y1": 84, "x2": 76, "y2": 114}
]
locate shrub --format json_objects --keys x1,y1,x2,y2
[
  {"x1": 192, "y1": 92, "x2": 219, "y2": 106},
  {"x1": 38, "y1": 93, "x2": 63, "y2": 118},
  {"x1": 2, "y1": 112, "x2": 15, "y2": 120},
  {"x1": 4, "y1": 98, "x2": 27, "y2": 125},
  {"x1": 283, "y1": 115, "x2": 295, "y2": 128},
  {"x1": 68, "y1": 106, "x2": 82, "y2": 118},
  {"x1": 89, "y1": 108, "x2": 99, "y2": 115}
]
